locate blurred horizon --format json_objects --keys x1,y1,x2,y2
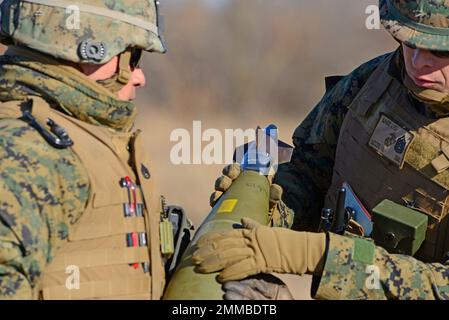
[
  {"x1": 137, "y1": 0, "x2": 397, "y2": 229},
  {"x1": 138, "y1": 1, "x2": 397, "y2": 298},
  {"x1": 138, "y1": 0, "x2": 397, "y2": 119}
]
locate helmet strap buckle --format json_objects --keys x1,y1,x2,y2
[{"x1": 118, "y1": 50, "x2": 132, "y2": 84}]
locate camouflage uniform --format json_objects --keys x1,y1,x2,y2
[
  {"x1": 275, "y1": 0, "x2": 449, "y2": 300},
  {"x1": 0, "y1": 1, "x2": 170, "y2": 299},
  {"x1": 0, "y1": 111, "x2": 90, "y2": 298},
  {"x1": 275, "y1": 53, "x2": 390, "y2": 231}
]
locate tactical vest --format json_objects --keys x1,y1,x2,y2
[
  {"x1": 0, "y1": 97, "x2": 166, "y2": 299},
  {"x1": 324, "y1": 56, "x2": 449, "y2": 263}
]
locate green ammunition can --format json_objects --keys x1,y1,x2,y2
[{"x1": 372, "y1": 199, "x2": 428, "y2": 256}]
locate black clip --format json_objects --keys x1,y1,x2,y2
[
  {"x1": 21, "y1": 101, "x2": 74, "y2": 149},
  {"x1": 320, "y1": 188, "x2": 354, "y2": 234},
  {"x1": 319, "y1": 208, "x2": 333, "y2": 232}
]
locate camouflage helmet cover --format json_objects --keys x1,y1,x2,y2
[
  {"x1": 0, "y1": 0, "x2": 166, "y2": 64},
  {"x1": 380, "y1": 0, "x2": 449, "y2": 51}
]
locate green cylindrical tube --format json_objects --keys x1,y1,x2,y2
[{"x1": 163, "y1": 170, "x2": 270, "y2": 300}]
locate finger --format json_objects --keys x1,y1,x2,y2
[
  {"x1": 215, "y1": 175, "x2": 233, "y2": 192},
  {"x1": 218, "y1": 259, "x2": 261, "y2": 282},
  {"x1": 252, "y1": 279, "x2": 277, "y2": 299},
  {"x1": 223, "y1": 163, "x2": 241, "y2": 180},
  {"x1": 226, "y1": 275, "x2": 292, "y2": 300},
  {"x1": 224, "y1": 291, "x2": 250, "y2": 301},
  {"x1": 241, "y1": 217, "x2": 261, "y2": 230},
  {"x1": 222, "y1": 281, "x2": 245, "y2": 292},
  {"x1": 210, "y1": 191, "x2": 223, "y2": 207},
  {"x1": 270, "y1": 184, "x2": 283, "y2": 201},
  {"x1": 234, "y1": 278, "x2": 272, "y2": 297},
  {"x1": 223, "y1": 279, "x2": 260, "y2": 294},
  {"x1": 223, "y1": 281, "x2": 267, "y2": 300},
  {"x1": 269, "y1": 184, "x2": 283, "y2": 208},
  {"x1": 197, "y1": 229, "x2": 245, "y2": 247},
  {"x1": 193, "y1": 237, "x2": 248, "y2": 262},
  {"x1": 196, "y1": 248, "x2": 254, "y2": 273}
]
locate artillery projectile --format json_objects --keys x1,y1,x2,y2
[{"x1": 163, "y1": 125, "x2": 292, "y2": 300}]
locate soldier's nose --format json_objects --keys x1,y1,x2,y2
[
  {"x1": 131, "y1": 68, "x2": 146, "y2": 88},
  {"x1": 412, "y1": 48, "x2": 434, "y2": 70}
]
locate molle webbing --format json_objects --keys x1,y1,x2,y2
[
  {"x1": 0, "y1": 97, "x2": 165, "y2": 299},
  {"x1": 325, "y1": 56, "x2": 449, "y2": 262}
]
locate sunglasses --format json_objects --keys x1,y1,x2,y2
[
  {"x1": 430, "y1": 50, "x2": 449, "y2": 58},
  {"x1": 129, "y1": 48, "x2": 142, "y2": 69},
  {"x1": 404, "y1": 43, "x2": 449, "y2": 58}
]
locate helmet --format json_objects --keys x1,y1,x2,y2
[
  {"x1": 0, "y1": 0, "x2": 167, "y2": 64},
  {"x1": 380, "y1": 0, "x2": 449, "y2": 52}
]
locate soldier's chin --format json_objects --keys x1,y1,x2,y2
[
  {"x1": 413, "y1": 77, "x2": 440, "y2": 90},
  {"x1": 117, "y1": 90, "x2": 136, "y2": 101}
]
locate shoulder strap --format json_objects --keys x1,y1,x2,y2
[
  {"x1": 348, "y1": 54, "x2": 395, "y2": 117},
  {"x1": 0, "y1": 97, "x2": 74, "y2": 149}
]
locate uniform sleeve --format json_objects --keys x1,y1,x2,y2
[
  {"x1": 274, "y1": 53, "x2": 392, "y2": 231},
  {"x1": 313, "y1": 233, "x2": 449, "y2": 300},
  {"x1": 0, "y1": 119, "x2": 89, "y2": 299}
]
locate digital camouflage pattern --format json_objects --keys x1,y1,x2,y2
[
  {"x1": 0, "y1": 118, "x2": 89, "y2": 298},
  {"x1": 274, "y1": 53, "x2": 391, "y2": 231},
  {"x1": 380, "y1": 0, "x2": 449, "y2": 51},
  {"x1": 275, "y1": 50, "x2": 449, "y2": 299},
  {"x1": 0, "y1": 46, "x2": 137, "y2": 131},
  {"x1": 270, "y1": 197, "x2": 294, "y2": 229},
  {"x1": 0, "y1": 46, "x2": 140, "y2": 298},
  {"x1": 314, "y1": 233, "x2": 449, "y2": 299},
  {"x1": 0, "y1": 0, "x2": 166, "y2": 64},
  {"x1": 0, "y1": 0, "x2": 167, "y2": 300}
]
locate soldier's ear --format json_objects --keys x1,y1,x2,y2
[{"x1": 78, "y1": 56, "x2": 119, "y2": 81}]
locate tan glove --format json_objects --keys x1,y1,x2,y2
[
  {"x1": 223, "y1": 274, "x2": 294, "y2": 300},
  {"x1": 192, "y1": 218, "x2": 327, "y2": 282},
  {"x1": 210, "y1": 164, "x2": 294, "y2": 228}
]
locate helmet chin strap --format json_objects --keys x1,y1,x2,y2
[{"x1": 97, "y1": 50, "x2": 132, "y2": 93}]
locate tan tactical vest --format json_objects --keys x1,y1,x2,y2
[
  {"x1": 324, "y1": 56, "x2": 449, "y2": 263},
  {"x1": 0, "y1": 97, "x2": 166, "y2": 299}
]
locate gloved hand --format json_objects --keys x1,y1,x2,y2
[
  {"x1": 210, "y1": 163, "x2": 294, "y2": 228},
  {"x1": 223, "y1": 274, "x2": 294, "y2": 300},
  {"x1": 192, "y1": 217, "x2": 327, "y2": 282}
]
